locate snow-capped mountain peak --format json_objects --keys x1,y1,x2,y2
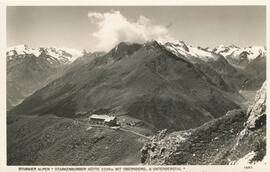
[
  {"x1": 7, "y1": 45, "x2": 83, "y2": 64},
  {"x1": 169, "y1": 40, "x2": 190, "y2": 51},
  {"x1": 162, "y1": 41, "x2": 218, "y2": 62},
  {"x1": 214, "y1": 45, "x2": 266, "y2": 62}
]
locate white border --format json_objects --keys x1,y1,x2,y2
[
  {"x1": 0, "y1": 1, "x2": 269, "y2": 172},
  {"x1": 3, "y1": 0, "x2": 269, "y2": 6}
]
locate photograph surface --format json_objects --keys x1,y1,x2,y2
[{"x1": 6, "y1": 6, "x2": 266, "y2": 166}]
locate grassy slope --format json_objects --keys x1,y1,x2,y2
[{"x1": 7, "y1": 115, "x2": 146, "y2": 165}]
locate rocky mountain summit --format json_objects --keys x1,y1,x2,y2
[{"x1": 141, "y1": 81, "x2": 266, "y2": 165}]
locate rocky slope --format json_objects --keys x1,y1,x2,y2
[
  {"x1": 141, "y1": 81, "x2": 266, "y2": 165},
  {"x1": 7, "y1": 45, "x2": 82, "y2": 109},
  {"x1": 163, "y1": 41, "x2": 240, "y2": 92},
  {"x1": 9, "y1": 41, "x2": 242, "y2": 131},
  {"x1": 240, "y1": 55, "x2": 266, "y2": 90}
]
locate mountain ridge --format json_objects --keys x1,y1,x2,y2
[
  {"x1": 10, "y1": 41, "x2": 243, "y2": 131},
  {"x1": 7, "y1": 44, "x2": 83, "y2": 64}
]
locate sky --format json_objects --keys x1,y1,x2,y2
[{"x1": 7, "y1": 6, "x2": 266, "y2": 51}]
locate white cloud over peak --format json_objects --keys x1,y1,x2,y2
[{"x1": 88, "y1": 10, "x2": 173, "y2": 51}]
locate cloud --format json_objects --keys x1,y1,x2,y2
[{"x1": 87, "y1": 10, "x2": 174, "y2": 51}]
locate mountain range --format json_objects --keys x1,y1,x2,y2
[
  {"x1": 163, "y1": 41, "x2": 266, "y2": 90},
  {"x1": 8, "y1": 41, "x2": 265, "y2": 130}
]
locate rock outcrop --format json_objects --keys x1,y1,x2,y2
[
  {"x1": 246, "y1": 82, "x2": 266, "y2": 129},
  {"x1": 141, "y1": 82, "x2": 266, "y2": 165}
]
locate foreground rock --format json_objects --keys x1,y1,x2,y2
[
  {"x1": 246, "y1": 82, "x2": 266, "y2": 129},
  {"x1": 141, "y1": 82, "x2": 266, "y2": 165}
]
